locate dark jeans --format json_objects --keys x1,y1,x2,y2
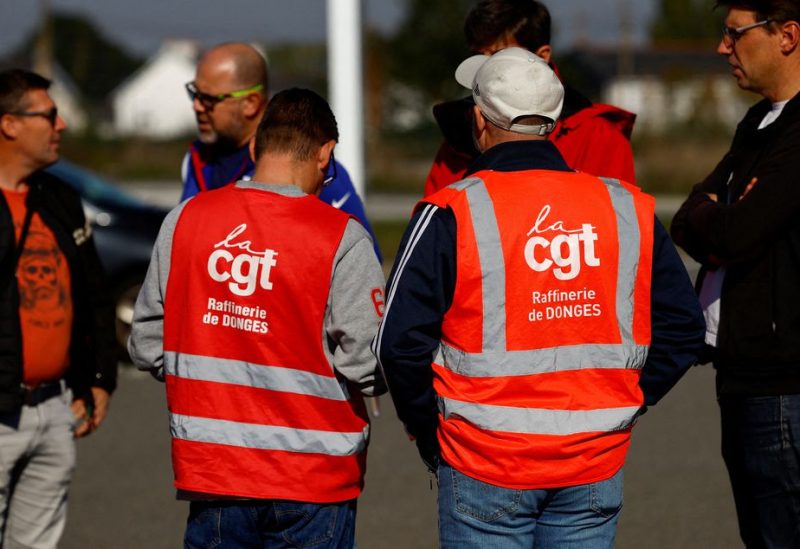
[
  {"x1": 719, "y1": 393, "x2": 800, "y2": 548},
  {"x1": 184, "y1": 498, "x2": 356, "y2": 549}
]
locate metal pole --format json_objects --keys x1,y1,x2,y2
[{"x1": 326, "y1": 0, "x2": 365, "y2": 199}]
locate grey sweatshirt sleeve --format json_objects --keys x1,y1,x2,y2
[
  {"x1": 325, "y1": 218, "x2": 387, "y2": 397},
  {"x1": 127, "y1": 201, "x2": 189, "y2": 377}
]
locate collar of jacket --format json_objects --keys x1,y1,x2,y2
[
  {"x1": 464, "y1": 140, "x2": 573, "y2": 177},
  {"x1": 739, "y1": 88, "x2": 800, "y2": 135}
]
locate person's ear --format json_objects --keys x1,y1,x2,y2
[
  {"x1": 242, "y1": 92, "x2": 265, "y2": 118},
  {"x1": 0, "y1": 114, "x2": 20, "y2": 140},
  {"x1": 473, "y1": 105, "x2": 486, "y2": 132},
  {"x1": 779, "y1": 21, "x2": 800, "y2": 54},
  {"x1": 534, "y1": 45, "x2": 552, "y2": 63},
  {"x1": 248, "y1": 136, "x2": 256, "y2": 162},
  {"x1": 472, "y1": 104, "x2": 490, "y2": 151},
  {"x1": 317, "y1": 139, "x2": 336, "y2": 173}
]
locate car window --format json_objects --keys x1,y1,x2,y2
[{"x1": 45, "y1": 160, "x2": 146, "y2": 210}]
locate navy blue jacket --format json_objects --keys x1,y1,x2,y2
[{"x1": 374, "y1": 140, "x2": 706, "y2": 452}]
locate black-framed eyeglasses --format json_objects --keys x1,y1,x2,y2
[
  {"x1": 722, "y1": 19, "x2": 772, "y2": 46},
  {"x1": 185, "y1": 81, "x2": 264, "y2": 110},
  {"x1": 323, "y1": 151, "x2": 337, "y2": 187},
  {"x1": 7, "y1": 106, "x2": 58, "y2": 126}
]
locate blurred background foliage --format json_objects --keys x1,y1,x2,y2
[
  {"x1": 650, "y1": 0, "x2": 726, "y2": 46},
  {"x1": 11, "y1": 0, "x2": 745, "y2": 201}
]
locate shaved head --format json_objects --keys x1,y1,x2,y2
[
  {"x1": 199, "y1": 42, "x2": 268, "y2": 92},
  {"x1": 191, "y1": 42, "x2": 269, "y2": 147}
]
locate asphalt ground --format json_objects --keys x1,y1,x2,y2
[
  {"x1": 60, "y1": 359, "x2": 742, "y2": 548},
  {"x1": 59, "y1": 184, "x2": 743, "y2": 547}
]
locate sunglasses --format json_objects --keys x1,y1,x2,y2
[
  {"x1": 8, "y1": 106, "x2": 59, "y2": 126},
  {"x1": 185, "y1": 81, "x2": 264, "y2": 109}
]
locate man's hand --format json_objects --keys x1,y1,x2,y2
[
  {"x1": 90, "y1": 387, "x2": 111, "y2": 428},
  {"x1": 71, "y1": 387, "x2": 111, "y2": 438},
  {"x1": 740, "y1": 177, "x2": 758, "y2": 199},
  {"x1": 705, "y1": 177, "x2": 757, "y2": 204}
]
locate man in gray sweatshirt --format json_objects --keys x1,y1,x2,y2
[{"x1": 128, "y1": 88, "x2": 385, "y2": 548}]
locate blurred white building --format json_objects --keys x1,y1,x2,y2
[
  {"x1": 110, "y1": 40, "x2": 198, "y2": 139},
  {"x1": 605, "y1": 74, "x2": 751, "y2": 133},
  {"x1": 45, "y1": 65, "x2": 88, "y2": 133},
  {"x1": 564, "y1": 46, "x2": 753, "y2": 134}
]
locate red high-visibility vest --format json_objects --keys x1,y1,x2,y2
[
  {"x1": 163, "y1": 185, "x2": 369, "y2": 503},
  {"x1": 424, "y1": 170, "x2": 654, "y2": 489}
]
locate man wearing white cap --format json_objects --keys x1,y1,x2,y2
[{"x1": 374, "y1": 47, "x2": 705, "y2": 547}]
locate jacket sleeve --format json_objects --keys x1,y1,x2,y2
[
  {"x1": 372, "y1": 204, "x2": 456, "y2": 446},
  {"x1": 671, "y1": 121, "x2": 800, "y2": 265},
  {"x1": 83, "y1": 231, "x2": 117, "y2": 393},
  {"x1": 639, "y1": 217, "x2": 706, "y2": 406},
  {"x1": 76, "y1": 203, "x2": 117, "y2": 394},
  {"x1": 326, "y1": 219, "x2": 387, "y2": 397},
  {"x1": 43, "y1": 176, "x2": 117, "y2": 396},
  {"x1": 670, "y1": 151, "x2": 735, "y2": 264},
  {"x1": 318, "y1": 162, "x2": 383, "y2": 263},
  {"x1": 128, "y1": 201, "x2": 188, "y2": 378},
  {"x1": 180, "y1": 151, "x2": 199, "y2": 202}
]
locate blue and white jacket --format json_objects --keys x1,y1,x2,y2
[{"x1": 180, "y1": 140, "x2": 382, "y2": 262}]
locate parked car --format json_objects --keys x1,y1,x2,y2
[{"x1": 45, "y1": 160, "x2": 169, "y2": 360}]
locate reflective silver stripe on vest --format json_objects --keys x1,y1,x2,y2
[
  {"x1": 599, "y1": 177, "x2": 639, "y2": 346},
  {"x1": 164, "y1": 352, "x2": 346, "y2": 401},
  {"x1": 439, "y1": 397, "x2": 641, "y2": 436},
  {"x1": 438, "y1": 341, "x2": 648, "y2": 378},
  {"x1": 440, "y1": 175, "x2": 647, "y2": 378},
  {"x1": 170, "y1": 413, "x2": 368, "y2": 456},
  {"x1": 464, "y1": 179, "x2": 507, "y2": 352}
]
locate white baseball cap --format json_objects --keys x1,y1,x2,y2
[{"x1": 455, "y1": 47, "x2": 564, "y2": 136}]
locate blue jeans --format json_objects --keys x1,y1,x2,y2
[
  {"x1": 437, "y1": 461, "x2": 623, "y2": 549},
  {"x1": 719, "y1": 393, "x2": 800, "y2": 548},
  {"x1": 184, "y1": 499, "x2": 356, "y2": 548}
]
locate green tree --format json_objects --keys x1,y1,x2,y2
[
  {"x1": 387, "y1": 0, "x2": 475, "y2": 102},
  {"x1": 650, "y1": 0, "x2": 725, "y2": 46},
  {"x1": 21, "y1": 12, "x2": 143, "y2": 103}
]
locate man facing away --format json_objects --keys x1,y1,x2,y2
[
  {"x1": 671, "y1": 1, "x2": 800, "y2": 546},
  {"x1": 129, "y1": 88, "x2": 386, "y2": 548},
  {"x1": 0, "y1": 69, "x2": 116, "y2": 548},
  {"x1": 374, "y1": 48, "x2": 705, "y2": 548},
  {"x1": 182, "y1": 42, "x2": 382, "y2": 261},
  {"x1": 424, "y1": 0, "x2": 637, "y2": 196}
]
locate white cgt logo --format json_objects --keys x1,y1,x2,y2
[
  {"x1": 207, "y1": 224, "x2": 278, "y2": 296},
  {"x1": 524, "y1": 205, "x2": 600, "y2": 281}
]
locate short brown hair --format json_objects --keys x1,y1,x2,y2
[
  {"x1": 0, "y1": 69, "x2": 51, "y2": 117},
  {"x1": 715, "y1": 0, "x2": 800, "y2": 24},
  {"x1": 253, "y1": 88, "x2": 338, "y2": 161},
  {"x1": 465, "y1": 0, "x2": 551, "y2": 53}
]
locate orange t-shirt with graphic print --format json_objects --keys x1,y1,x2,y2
[{"x1": 2, "y1": 188, "x2": 72, "y2": 386}]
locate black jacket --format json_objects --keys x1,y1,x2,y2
[
  {"x1": 671, "y1": 92, "x2": 800, "y2": 395},
  {"x1": 0, "y1": 171, "x2": 116, "y2": 412}
]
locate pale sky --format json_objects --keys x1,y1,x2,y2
[{"x1": 0, "y1": 0, "x2": 659, "y2": 58}]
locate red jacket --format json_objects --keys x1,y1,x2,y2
[{"x1": 424, "y1": 92, "x2": 636, "y2": 196}]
